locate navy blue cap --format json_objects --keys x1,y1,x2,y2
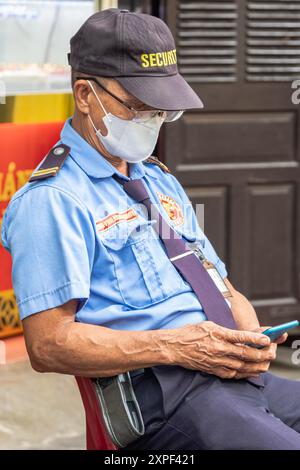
[{"x1": 68, "y1": 8, "x2": 203, "y2": 111}]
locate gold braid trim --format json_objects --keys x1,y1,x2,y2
[{"x1": 144, "y1": 156, "x2": 171, "y2": 174}]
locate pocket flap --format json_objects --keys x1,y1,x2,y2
[{"x1": 99, "y1": 219, "x2": 157, "y2": 251}]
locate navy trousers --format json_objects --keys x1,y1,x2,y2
[{"x1": 125, "y1": 365, "x2": 300, "y2": 450}]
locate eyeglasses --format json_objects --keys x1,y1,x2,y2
[{"x1": 75, "y1": 76, "x2": 183, "y2": 123}]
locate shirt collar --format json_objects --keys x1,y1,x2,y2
[{"x1": 60, "y1": 118, "x2": 150, "y2": 180}]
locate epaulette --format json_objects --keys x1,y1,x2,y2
[
  {"x1": 29, "y1": 144, "x2": 70, "y2": 182},
  {"x1": 144, "y1": 156, "x2": 171, "y2": 174}
]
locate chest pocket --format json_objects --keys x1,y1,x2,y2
[{"x1": 100, "y1": 219, "x2": 186, "y2": 309}]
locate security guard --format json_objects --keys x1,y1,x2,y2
[{"x1": 2, "y1": 9, "x2": 300, "y2": 450}]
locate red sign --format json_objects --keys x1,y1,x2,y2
[{"x1": 0, "y1": 121, "x2": 63, "y2": 337}]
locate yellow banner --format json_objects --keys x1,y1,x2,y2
[{"x1": 0, "y1": 289, "x2": 22, "y2": 339}]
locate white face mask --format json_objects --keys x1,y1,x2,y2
[{"x1": 87, "y1": 80, "x2": 165, "y2": 163}]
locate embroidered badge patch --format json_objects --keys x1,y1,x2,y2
[
  {"x1": 157, "y1": 192, "x2": 184, "y2": 226},
  {"x1": 96, "y1": 208, "x2": 138, "y2": 232}
]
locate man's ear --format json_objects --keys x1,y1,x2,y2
[{"x1": 73, "y1": 80, "x2": 92, "y2": 115}]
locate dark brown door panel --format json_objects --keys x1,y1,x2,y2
[
  {"x1": 164, "y1": 0, "x2": 300, "y2": 323},
  {"x1": 170, "y1": 111, "x2": 297, "y2": 166},
  {"x1": 185, "y1": 186, "x2": 228, "y2": 261}
]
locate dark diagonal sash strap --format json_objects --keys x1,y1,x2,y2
[
  {"x1": 116, "y1": 176, "x2": 236, "y2": 329},
  {"x1": 114, "y1": 176, "x2": 263, "y2": 387}
]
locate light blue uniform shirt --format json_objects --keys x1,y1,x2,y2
[{"x1": 1, "y1": 118, "x2": 228, "y2": 330}]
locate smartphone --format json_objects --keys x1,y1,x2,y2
[
  {"x1": 262, "y1": 320, "x2": 299, "y2": 342},
  {"x1": 248, "y1": 320, "x2": 299, "y2": 349}
]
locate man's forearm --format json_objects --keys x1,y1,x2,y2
[
  {"x1": 231, "y1": 291, "x2": 260, "y2": 330},
  {"x1": 226, "y1": 279, "x2": 260, "y2": 331},
  {"x1": 24, "y1": 298, "x2": 273, "y2": 381},
  {"x1": 30, "y1": 320, "x2": 175, "y2": 377},
  {"x1": 25, "y1": 278, "x2": 262, "y2": 377}
]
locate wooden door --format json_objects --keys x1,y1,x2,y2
[{"x1": 162, "y1": 0, "x2": 300, "y2": 325}]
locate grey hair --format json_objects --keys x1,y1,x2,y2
[{"x1": 71, "y1": 69, "x2": 111, "y2": 89}]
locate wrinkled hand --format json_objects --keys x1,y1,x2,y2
[
  {"x1": 171, "y1": 321, "x2": 277, "y2": 380},
  {"x1": 233, "y1": 325, "x2": 287, "y2": 379},
  {"x1": 253, "y1": 326, "x2": 288, "y2": 345}
]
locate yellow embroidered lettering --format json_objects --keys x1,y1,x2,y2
[
  {"x1": 172, "y1": 49, "x2": 177, "y2": 63},
  {"x1": 140, "y1": 49, "x2": 177, "y2": 68},
  {"x1": 149, "y1": 53, "x2": 156, "y2": 67},
  {"x1": 167, "y1": 51, "x2": 173, "y2": 65},
  {"x1": 162, "y1": 52, "x2": 168, "y2": 66},
  {"x1": 156, "y1": 52, "x2": 163, "y2": 66},
  {"x1": 141, "y1": 54, "x2": 149, "y2": 68}
]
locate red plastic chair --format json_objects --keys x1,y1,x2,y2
[{"x1": 76, "y1": 376, "x2": 118, "y2": 450}]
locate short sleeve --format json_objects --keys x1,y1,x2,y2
[{"x1": 2, "y1": 185, "x2": 95, "y2": 320}]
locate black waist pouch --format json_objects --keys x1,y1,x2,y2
[{"x1": 92, "y1": 372, "x2": 145, "y2": 448}]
